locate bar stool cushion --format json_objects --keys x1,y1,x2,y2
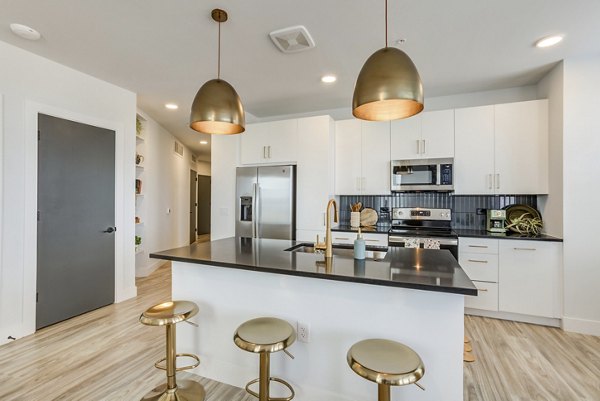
[
  {"x1": 139, "y1": 300, "x2": 198, "y2": 326},
  {"x1": 347, "y1": 339, "x2": 425, "y2": 386},
  {"x1": 234, "y1": 317, "x2": 296, "y2": 353}
]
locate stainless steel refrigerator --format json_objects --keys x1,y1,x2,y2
[{"x1": 236, "y1": 166, "x2": 296, "y2": 240}]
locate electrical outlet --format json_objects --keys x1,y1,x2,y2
[
  {"x1": 476, "y1": 208, "x2": 486, "y2": 215},
  {"x1": 297, "y1": 321, "x2": 311, "y2": 343}
]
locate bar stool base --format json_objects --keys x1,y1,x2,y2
[{"x1": 140, "y1": 380, "x2": 206, "y2": 401}]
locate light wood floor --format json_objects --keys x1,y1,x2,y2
[
  {"x1": 464, "y1": 315, "x2": 600, "y2": 400},
  {"x1": 0, "y1": 263, "x2": 251, "y2": 401},
  {"x1": 1, "y1": 265, "x2": 598, "y2": 401}
]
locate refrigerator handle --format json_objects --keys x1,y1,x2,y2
[
  {"x1": 252, "y1": 183, "x2": 258, "y2": 238},
  {"x1": 254, "y1": 182, "x2": 260, "y2": 238}
]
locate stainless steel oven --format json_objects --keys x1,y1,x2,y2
[
  {"x1": 388, "y1": 208, "x2": 458, "y2": 260},
  {"x1": 391, "y1": 158, "x2": 454, "y2": 192}
]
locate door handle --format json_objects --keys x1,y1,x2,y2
[
  {"x1": 488, "y1": 174, "x2": 493, "y2": 190},
  {"x1": 495, "y1": 173, "x2": 500, "y2": 190},
  {"x1": 268, "y1": 146, "x2": 271, "y2": 159},
  {"x1": 416, "y1": 139, "x2": 421, "y2": 154},
  {"x1": 103, "y1": 226, "x2": 116, "y2": 233},
  {"x1": 421, "y1": 139, "x2": 426, "y2": 154}
]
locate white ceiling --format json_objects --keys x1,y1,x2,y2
[{"x1": 1, "y1": 0, "x2": 599, "y2": 161}]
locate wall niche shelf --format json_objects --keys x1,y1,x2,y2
[{"x1": 135, "y1": 113, "x2": 146, "y2": 261}]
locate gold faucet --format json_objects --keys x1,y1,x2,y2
[{"x1": 324, "y1": 198, "x2": 338, "y2": 258}]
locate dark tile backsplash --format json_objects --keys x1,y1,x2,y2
[{"x1": 339, "y1": 194, "x2": 538, "y2": 230}]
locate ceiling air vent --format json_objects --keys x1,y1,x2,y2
[
  {"x1": 174, "y1": 141, "x2": 184, "y2": 157},
  {"x1": 269, "y1": 25, "x2": 315, "y2": 53}
]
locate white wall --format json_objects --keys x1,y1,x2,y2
[
  {"x1": 561, "y1": 55, "x2": 600, "y2": 335},
  {"x1": 196, "y1": 161, "x2": 211, "y2": 176},
  {"x1": 536, "y1": 63, "x2": 564, "y2": 237},
  {"x1": 211, "y1": 135, "x2": 239, "y2": 240},
  {"x1": 256, "y1": 85, "x2": 539, "y2": 122},
  {"x1": 135, "y1": 110, "x2": 197, "y2": 276},
  {"x1": 0, "y1": 40, "x2": 137, "y2": 343}
]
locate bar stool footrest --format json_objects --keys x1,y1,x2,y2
[
  {"x1": 154, "y1": 353, "x2": 200, "y2": 372},
  {"x1": 244, "y1": 377, "x2": 295, "y2": 401}
]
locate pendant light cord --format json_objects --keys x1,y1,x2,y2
[
  {"x1": 385, "y1": 0, "x2": 388, "y2": 47},
  {"x1": 217, "y1": 20, "x2": 221, "y2": 79}
]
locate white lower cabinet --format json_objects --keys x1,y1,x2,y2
[
  {"x1": 460, "y1": 238, "x2": 499, "y2": 312},
  {"x1": 465, "y1": 281, "x2": 499, "y2": 311},
  {"x1": 498, "y1": 240, "x2": 561, "y2": 318},
  {"x1": 460, "y1": 237, "x2": 562, "y2": 320},
  {"x1": 331, "y1": 232, "x2": 388, "y2": 246}
]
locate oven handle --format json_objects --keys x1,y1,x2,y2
[{"x1": 389, "y1": 236, "x2": 458, "y2": 246}]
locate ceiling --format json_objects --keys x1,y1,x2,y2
[{"x1": 1, "y1": 0, "x2": 599, "y2": 161}]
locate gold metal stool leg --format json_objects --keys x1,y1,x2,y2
[
  {"x1": 140, "y1": 323, "x2": 205, "y2": 401},
  {"x1": 259, "y1": 352, "x2": 270, "y2": 401},
  {"x1": 378, "y1": 383, "x2": 391, "y2": 401}
]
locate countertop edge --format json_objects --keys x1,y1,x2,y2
[
  {"x1": 149, "y1": 252, "x2": 478, "y2": 296},
  {"x1": 455, "y1": 231, "x2": 563, "y2": 242}
]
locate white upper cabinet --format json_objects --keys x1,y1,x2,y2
[
  {"x1": 391, "y1": 110, "x2": 454, "y2": 160},
  {"x1": 335, "y1": 120, "x2": 362, "y2": 194},
  {"x1": 296, "y1": 116, "x2": 334, "y2": 232},
  {"x1": 454, "y1": 100, "x2": 549, "y2": 195},
  {"x1": 335, "y1": 120, "x2": 390, "y2": 195},
  {"x1": 361, "y1": 121, "x2": 391, "y2": 195},
  {"x1": 455, "y1": 105, "x2": 495, "y2": 194},
  {"x1": 421, "y1": 110, "x2": 455, "y2": 159},
  {"x1": 241, "y1": 119, "x2": 298, "y2": 165},
  {"x1": 494, "y1": 100, "x2": 548, "y2": 194},
  {"x1": 391, "y1": 115, "x2": 421, "y2": 159}
]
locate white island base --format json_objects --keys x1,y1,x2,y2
[{"x1": 172, "y1": 261, "x2": 465, "y2": 401}]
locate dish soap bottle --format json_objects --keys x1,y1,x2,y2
[{"x1": 354, "y1": 227, "x2": 366, "y2": 260}]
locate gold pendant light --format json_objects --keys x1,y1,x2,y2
[
  {"x1": 190, "y1": 9, "x2": 245, "y2": 135},
  {"x1": 352, "y1": 0, "x2": 424, "y2": 121}
]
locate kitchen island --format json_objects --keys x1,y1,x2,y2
[{"x1": 151, "y1": 237, "x2": 477, "y2": 401}]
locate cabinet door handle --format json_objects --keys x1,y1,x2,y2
[
  {"x1": 334, "y1": 237, "x2": 350, "y2": 241},
  {"x1": 468, "y1": 259, "x2": 488, "y2": 263},
  {"x1": 477, "y1": 288, "x2": 489, "y2": 292},
  {"x1": 416, "y1": 139, "x2": 421, "y2": 154},
  {"x1": 488, "y1": 174, "x2": 493, "y2": 190},
  {"x1": 365, "y1": 239, "x2": 380, "y2": 243},
  {"x1": 495, "y1": 173, "x2": 500, "y2": 190},
  {"x1": 356, "y1": 177, "x2": 361, "y2": 192},
  {"x1": 468, "y1": 245, "x2": 488, "y2": 248},
  {"x1": 263, "y1": 146, "x2": 267, "y2": 159},
  {"x1": 268, "y1": 146, "x2": 271, "y2": 159},
  {"x1": 514, "y1": 247, "x2": 536, "y2": 251},
  {"x1": 422, "y1": 139, "x2": 426, "y2": 154},
  {"x1": 361, "y1": 177, "x2": 366, "y2": 191}
]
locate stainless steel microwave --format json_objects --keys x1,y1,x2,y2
[{"x1": 391, "y1": 158, "x2": 454, "y2": 192}]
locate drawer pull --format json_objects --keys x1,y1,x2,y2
[
  {"x1": 477, "y1": 288, "x2": 489, "y2": 292},
  {"x1": 365, "y1": 239, "x2": 380, "y2": 242},
  {"x1": 514, "y1": 247, "x2": 536, "y2": 251},
  {"x1": 334, "y1": 237, "x2": 350, "y2": 241},
  {"x1": 467, "y1": 259, "x2": 488, "y2": 264},
  {"x1": 468, "y1": 245, "x2": 488, "y2": 248}
]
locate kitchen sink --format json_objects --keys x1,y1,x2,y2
[{"x1": 285, "y1": 243, "x2": 388, "y2": 261}]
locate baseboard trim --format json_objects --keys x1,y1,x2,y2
[
  {"x1": 465, "y1": 308, "x2": 561, "y2": 328},
  {"x1": 135, "y1": 260, "x2": 163, "y2": 278},
  {"x1": 562, "y1": 316, "x2": 600, "y2": 336}
]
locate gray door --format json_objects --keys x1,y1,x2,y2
[
  {"x1": 257, "y1": 166, "x2": 295, "y2": 240},
  {"x1": 190, "y1": 170, "x2": 197, "y2": 244},
  {"x1": 37, "y1": 113, "x2": 115, "y2": 330},
  {"x1": 197, "y1": 175, "x2": 211, "y2": 235}
]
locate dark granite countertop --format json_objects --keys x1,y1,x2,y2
[
  {"x1": 454, "y1": 229, "x2": 563, "y2": 242},
  {"x1": 150, "y1": 237, "x2": 477, "y2": 296},
  {"x1": 332, "y1": 224, "x2": 391, "y2": 234}
]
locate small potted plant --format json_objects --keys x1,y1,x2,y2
[{"x1": 135, "y1": 235, "x2": 142, "y2": 253}]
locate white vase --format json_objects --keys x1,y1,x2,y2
[{"x1": 350, "y1": 212, "x2": 361, "y2": 228}]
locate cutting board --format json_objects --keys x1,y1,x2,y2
[{"x1": 360, "y1": 208, "x2": 378, "y2": 226}]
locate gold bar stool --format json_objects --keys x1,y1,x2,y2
[
  {"x1": 347, "y1": 339, "x2": 425, "y2": 401},
  {"x1": 139, "y1": 301, "x2": 205, "y2": 401},
  {"x1": 234, "y1": 317, "x2": 296, "y2": 401}
]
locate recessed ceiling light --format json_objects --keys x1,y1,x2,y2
[
  {"x1": 200, "y1": 140, "x2": 208, "y2": 145},
  {"x1": 165, "y1": 103, "x2": 178, "y2": 110},
  {"x1": 10, "y1": 23, "x2": 41, "y2": 41},
  {"x1": 535, "y1": 35, "x2": 563, "y2": 48},
  {"x1": 321, "y1": 75, "x2": 337, "y2": 84}
]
